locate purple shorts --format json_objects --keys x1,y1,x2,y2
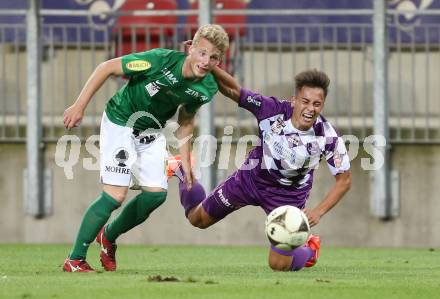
[{"x1": 201, "y1": 169, "x2": 309, "y2": 220}]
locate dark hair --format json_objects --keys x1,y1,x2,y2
[{"x1": 294, "y1": 69, "x2": 330, "y2": 98}]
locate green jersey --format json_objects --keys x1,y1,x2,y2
[{"x1": 105, "y1": 48, "x2": 218, "y2": 130}]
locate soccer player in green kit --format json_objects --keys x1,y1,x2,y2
[{"x1": 62, "y1": 24, "x2": 229, "y2": 272}]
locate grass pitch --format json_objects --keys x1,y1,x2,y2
[{"x1": 0, "y1": 244, "x2": 439, "y2": 299}]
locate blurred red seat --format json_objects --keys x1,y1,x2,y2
[
  {"x1": 186, "y1": 0, "x2": 247, "y2": 37},
  {"x1": 186, "y1": 0, "x2": 247, "y2": 74},
  {"x1": 113, "y1": 0, "x2": 177, "y2": 56}
]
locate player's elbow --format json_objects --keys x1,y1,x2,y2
[
  {"x1": 342, "y1": 171, "x2": 352, "y2": 191},
  {"x1": 339, "y1": 171, "x2": 352, "y2": 192},
  {"x1": 219, "y1": 86, "x2": 240, "y2": 103}
]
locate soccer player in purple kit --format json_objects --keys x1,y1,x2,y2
[{"x1": 175, "y1": 67, "x2": 352, "y2": 272}]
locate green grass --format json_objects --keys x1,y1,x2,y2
[{"x1": 0, "y1": 244, "x2": 439, "y2": 299}]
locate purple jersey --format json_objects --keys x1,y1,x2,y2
[
  {"x1": 238, "y1": 88, "x2": 349, "y2": 212},
  {"x1": 202, "y1": 88, "x2": 350, "y2": 218}
]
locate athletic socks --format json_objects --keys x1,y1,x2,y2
[
  {"x1": 69, "y1": 192, "x2": 120, "y2": 260},
  {"x1": 270, "y1": 245, "x2": 315, "y2": 271},
  {"x1": 179, "y1": 180, "x2": 206, "y2": 217},
  {"x1": 104, "y1": 191, "x2": 167, "y2": 243},
  {"x1": 69, "y1": 191, "x2": 167, "y2": 259},
  {"x1": 290, "y1": 246, "x2": 314, "y2": 271}
]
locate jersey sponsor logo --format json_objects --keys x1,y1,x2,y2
[
  {"x1": 185, "y1": 88, "x2": 209, "y2": 102},
  {"x1": 145, "y1": 80, "x2": 168, "y2": 96},
  {"x1": 273, "y1": 139, "x2": 296, "y2": 165},
  {"x1": 333, "y1": 150, "x2": 342, "y2": 168},
  {"x1": 287, "y1": 134, "x2": 301, "y2": 146},
  {"x1": 155, "y1": 80, "x2": 167, "y2": 86},
  {"x1": 306, "y1": 141, "x2": 320, "y2": 155},
  {"x1": 263, "y1": 131, "x2": 301, "y2": 167},
  {"x1": 105, "y1": 148, "x2": 131, "y2": 174},
  {"x1": 113, "y1": 148, "x2": 129, "y2": 167},
  {"x1": 145, "y1": 82, "x2": 160, "y2": 96},
  {"x1": 104, "y1": 165, "x2": 131, "y2": 175},
  {"x1": 125, "y1": 60, "x2": 151, "y2": 71},
  {"x1": 270, "y1": 117, "x2": 286, "y2": 134},
  {"x1": 161, "y1": 68, "x2": 178, "y2": 85},
  {"x1": 217, "y1": 188, "x2": 232, "y2": 207},
  {"x1": 246, "y1": 95, "x2": 261, "y2": 107}
]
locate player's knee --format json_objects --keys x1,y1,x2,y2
[
  {"x1": 103, "y1": 186, "x2": 128, "y2": 203},
  {"x1": 187, "y1": 207, "x2": 214, "y2": 229},
  {"x1": 187, "y1": 214, "x2": 207, "y2": 229},
  {"x1": 196, "y1": 219, "x2": 211, "y2": 229},
  {"x1": 268, "y1": 257, "x2": 291, "y2": 272},
  {"x1": 187, "y1": 212, "x2": 209, "y2": 229},
  {"x1": 110, "y1": 191, "x2": 128, "y2": 202},
  {"x1": 141, "y1": 186, "x2": 166, "y2": 193},
  {"x1": 113, "y1": 193, "x2": 127, "y2": 203}
]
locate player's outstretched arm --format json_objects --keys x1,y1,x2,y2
[
  {"x1": 304, "y1": 171, "x2": 352, "y2": 227},
  {"x1": 212, "y1": 66, "x2": 241, "y2": 104},
  {"x1": 63, "y1": 57, "x2": 124, "y2": 129}
]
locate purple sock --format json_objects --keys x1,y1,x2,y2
[
  {"x1": 179, "y1": 180, "x2": 206, "y2": 217},
  {"x1": 270, "y1": 245, "x2": 295, "y2": 256},
  {"x1": 290, "y1": 246, "x2": 314, "y2": 271}
]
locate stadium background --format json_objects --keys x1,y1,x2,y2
[{"x1": 0, "y1": 0, "x2": 439, "y2": 247}]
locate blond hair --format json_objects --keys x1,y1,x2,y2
[{"x1": 192, "y1": 24, "x2": 229, "y2": 56}]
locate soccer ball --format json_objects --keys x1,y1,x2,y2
[{"x1": 265, "y1": 205, "x2": 311, "y2": 251}]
